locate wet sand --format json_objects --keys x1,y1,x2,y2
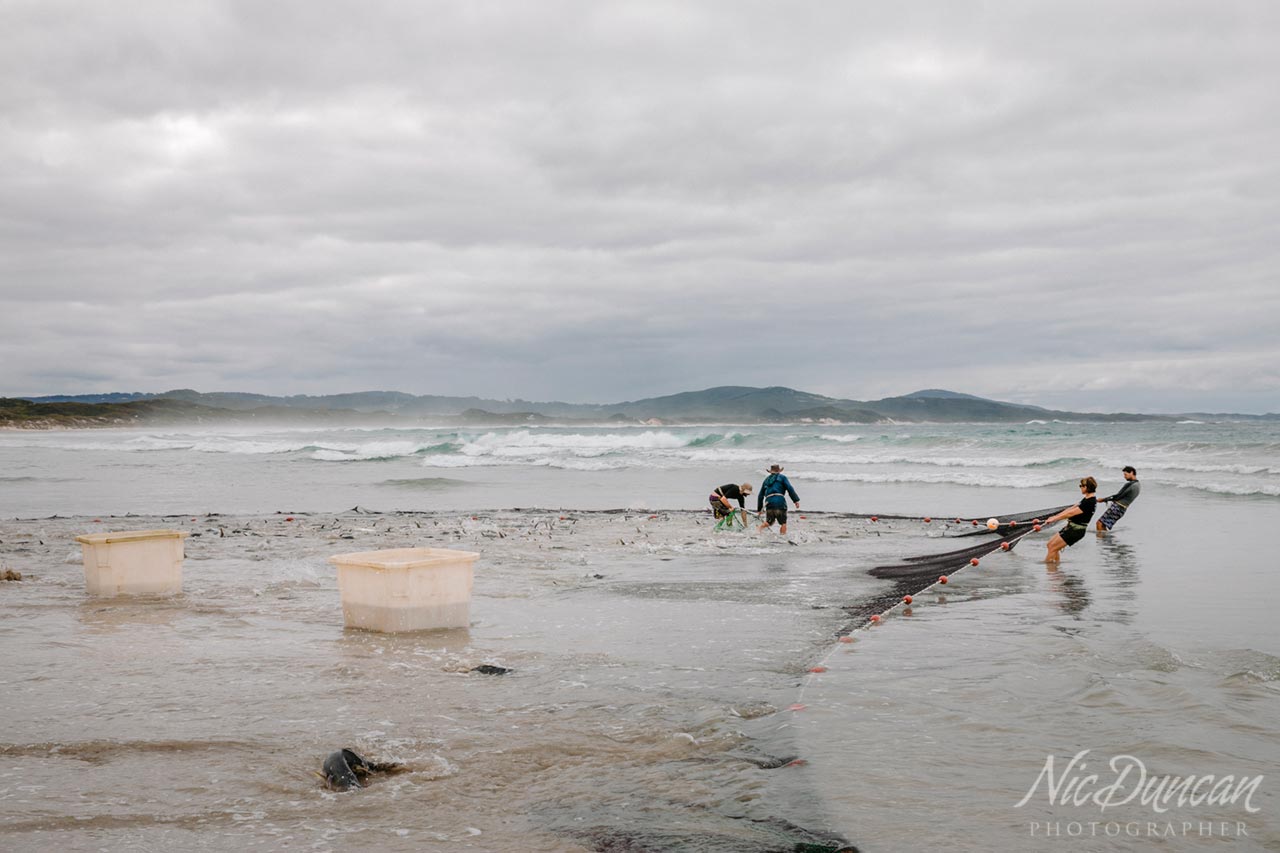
[
  {"x1": 6, "y1": 421, "x2": 1279, "y2": 850},
  {"x1": 6, "y1": 505, "x2": 1278, "y2": 851},
  {"x1": 2, "y1": 508, "x2": 951, "y2": 852}
]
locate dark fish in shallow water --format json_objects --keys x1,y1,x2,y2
[
  {"x1": 319, "y1": 748, "x2": 402, "y2": 790},
  {"x1": 322, "y1": 748, "x2": 368, "y2": 790},
  {"x1": 471, "y1": 664, "x2": 512, "y2": 675}
]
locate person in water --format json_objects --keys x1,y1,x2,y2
[
  {"x1": 1096, "y1": 466, "x2": 1141, "y2": 532},
  {"x1": 1042, "y1": 476, "x2": 1097, "y2": 562},
  {"x1": 756, "y1": 464, "x2": 800, "y2": 535},
  {"x1": 709, "y1": 482, "x2": 752, "y2": 523}
]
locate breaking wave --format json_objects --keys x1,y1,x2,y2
[
  {"x1": 796, "y1": 469, "x2": 1074, "y2": 489},
  {"x1": 5, "y1": 421, "x2": 1277, "y2": 500},
  {"x1": 1176, "y1": 481, "x2": 1280, "y2": 498}
]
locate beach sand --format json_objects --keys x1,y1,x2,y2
[
  {"x1": 2, "y1": 508, "x2": 941, "y2": 852},
  {"x1": 6, "y1": 421, "x2": 1280, "y2": 850},
  {"x1": 5, "y1": 505, "x2": 1278, "y2": 852}
]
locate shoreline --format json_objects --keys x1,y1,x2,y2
[
  {"x1": 4, "y1": 508, "x2": 909, "y2": 851},
  {"x1": 6, "y1": 499, "x2": 1278, "y2": 850}
]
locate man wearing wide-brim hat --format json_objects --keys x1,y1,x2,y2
[{"x1": 757, "y1": 464, "x2": 800, "y2": 535}]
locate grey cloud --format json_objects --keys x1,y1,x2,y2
[{"x1": 2, "y1": 1, "x2": 1278, "y2": 411}]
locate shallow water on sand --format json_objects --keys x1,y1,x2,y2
[
  {"x1": 2, "y1": 511, "x2": 910, "y2": 851},
  {"x1": 3, "y1": 498, "x2": 1277, "y2": 851},
  {"x1": 795, "y1": 495, "x2": 1280, "y2": 852}
]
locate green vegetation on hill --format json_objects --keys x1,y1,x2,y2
[
  {"x1": 0, "y1": 397, "x2": 387, "y2": 428},
  {"x1": 0, "y1": 397, "x2": 230, "y2": 427},
  {"x1": 457, "y1": 409, "x2": 553, "y2": 425},
  {"x1": 8, "y1": 385, "x2": 1201, "y2": 428}
]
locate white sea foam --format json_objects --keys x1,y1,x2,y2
[
  {"x1": 307, "y1": 443, "x2": 410, "y2": 461},
  {"x1": 191, "y1": 440, "x2": 301, "y2": 454},
  {"x1": 680, "y1": 449, "x2": 843, "y2": 466},
  {"x1": 39, "y1": 435, "x2": 316, "y2": 455},
  {"x1": 1183, "y1": 482, "x2": 1280, "y2": 497},
  {"x1": 419, "y1": 454, "x2": 486, "y2": 468},
  {"x1": 794, "y1": 469, "x2": 1071, "y2": 488},
  {"x1": 467, "y1": 430, "x2": 689, "y2": 451},
  {"x1": 1150, "y1": 463, "x2": 1277, "y2": 475},
  {"x1": 682, "y1": 449, "x2": 1081, "y2": 470},
  {"x1": 7, "y1": 422, "x2": 1279, "y2": 515},
  {"x1": 141, "y1": 436, "x2": 313, "y2": 455},
  {"x1": 908, "y1": 455, "x2": 1082, "y2": 469},
  {"x1": 419, "y1": 454, "x2": 630, "y2": 471}
]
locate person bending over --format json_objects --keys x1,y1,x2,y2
[{"x1": 710, "y1": 482, "x2": 752, "y2": 525}]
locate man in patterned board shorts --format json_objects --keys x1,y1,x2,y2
[{"x1": 1096, "y1": 466, "x2": 1141, "y2": 531}]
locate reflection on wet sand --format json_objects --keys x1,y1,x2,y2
[
  {"x1": 1044, "y1": 563, "x2": 1092, "y2": 616},
  {"x1": 1097, "y1": 533, "x2": 1140, "y2": 581},
  {"x1": 76, "y1": 598, "x2": 184, "y2": 633},
  {"x1": 1095, "y1": 534, "x2": 1139, "y2": 622},
  {"x1": 8, "y1": 510, "x2": 909, "y2": 852},
  {"x1": 1044, "y1": 533, "x2": 1140, "y2": 620}
]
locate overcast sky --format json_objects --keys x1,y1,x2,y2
[{"x1": 2, "y1": 1, "x2": 1277, "y2": 413}]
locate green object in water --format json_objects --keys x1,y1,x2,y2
[{"x1": 715, "y1": 510, "x2": 746, "y2": 531}]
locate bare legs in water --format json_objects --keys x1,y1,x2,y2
[{"x1": 1044, "y1": 531, "x2": 1067, "y2": 562}]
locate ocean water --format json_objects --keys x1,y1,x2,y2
[
  {"x1": 1, "y1": 420, "x2": 1276, "y2": 517},
  {"x1": 2, "y1": 420, "x2": 1278, "y2": 851}
]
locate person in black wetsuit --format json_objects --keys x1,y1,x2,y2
[
  {"x1": 1096, "y1": 466, "x2": 1141, "y2": 531},
  {"x1": 1042, "y1": 476, "x2": 1097, "y2": 562},
  {"x1": 709, "y1": 482, "x2": 752, "y2": 523}
]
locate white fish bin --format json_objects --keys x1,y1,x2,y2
[
  {"x1": 329, "y1": 547, "x2": 479, "y2": 633},
  {"x1": 74, "y1": 529, "x2": 189, "y2": 597}
]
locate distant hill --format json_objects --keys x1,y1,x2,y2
[
  {"x1": 865, "y1": 393, "x2": 1050, "y2": 423},
  {"x1": 10, "y1": 385, "x2": 1262, "y2": 428},
  {"x1": 900, "y1": 389, "x2": 1001, "y2": 402},
  {"x1": 24, "y1": 392, "x2": 155, "y2": 405},
  {"x1": 0, "y1": 397, "x2": 236, "y2": 427},
  {"x1": 597, "y1": 386, "x2": 843, "y2": 420},
  {"x1": 866, "y1": 391, "x2": 1165, "y2": 423},
  {"x1": 0, "y1": 397, "x2": 393, "y2": 428},
  {"x1": 158, "y1": 389, "x2": 424, "y2": 412}
]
